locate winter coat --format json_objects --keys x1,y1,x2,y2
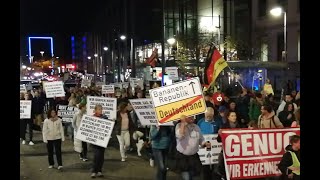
[
  {"x1": 278, "y1": 145, "x2": 300, "y2": 180},
  {"x1": 278, "y1": 111, "x2": 295, "y2": 127},
  {"x1": 114, "y1": 111, "x2": 134, "y2": 135},
  {"x1": 150, "y1": 125, "x2": 172, "y2": 149},
  {"x1": 257, "y1": 111, "x2": 283, "y2": 129},
  {"x1": 249, "y1": 99, "x2": 262, "y2": 122}
]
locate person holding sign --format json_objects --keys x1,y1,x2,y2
[
  {"x1": 42, "y1": 109, "x2": 65, "y2": 170},
  {"x1": 115, "y1": 102, "x2": 135, "y2": 162},
  {"x1": 72, "y1": 103, "x2": 88, "y2": 161},
  {"x1": 91, "y1": 105, "x2": 108, "y2": 178},
  {"x1": 175, "y1": 115, "x2": 211, "y2": 180},
  {"x1": 21, "y1": 93, "x2": 35, "y2": 145}
]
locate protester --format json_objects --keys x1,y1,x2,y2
[
  {"x1": 258, "y1": 104, "x2": 284, "y2": 128},
  {"x1": 128, "y1": 102, "x2": 145, "y2": 157},
  {"x1": 21, "y1": 93, "x2": 35, "y2": 145},
  {"x1": 31, "y1": 90, "x2": 46, "y2": 131},
  {"x1": 150, "y1": 125, "x2": 172, "y2": 180},
  {"x1": 278, "y1": 102, "x2": 295, "y2": 127},
  {"x1": 72, "y1": 103, "x2": 88, "y2": 161},
  {"x1": 42, "y1": 109, "x2": 65, "y2": 170},
  {"x1": 291, "y1": 108, "x2": 300, "y2": 128},
  {"x1": 91, "y1": 104, "x2": 108, "y2": 178},
  {"x1": 175, "y1": 115, "x2": 211, "y2": 180},
  {"x1": 115, "y1": 102, "x2": 134, "y2": 162},
  {"x1": 235, "y1": 88, "x2": 250, "y2": 126},
  {"x1": 278, "y1": 135, "x2": 300, "y2": 180},
  {"x1": 277, "y1": 94, "x2": 298, "y2": 116},
  {"x1": 216, "y1": 106, "x2": 228, "y2": 124},
  {"x1": 197, "y1": 107, "x2": 221, "y2": 180},
  {"x1": 249, "y1": 92, "x2": 264, "y2": 123}
]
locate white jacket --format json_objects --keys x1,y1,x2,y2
[
  {"x1": 72, "y1": 111, "x2": 84, "y2": 153},
  {"x1": 42, "y1": 118, "x2": 65, "y2": 142}
]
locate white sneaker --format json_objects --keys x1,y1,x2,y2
[
  {"x1": 149, "y1": 159, "x2": 154, "y2": 167},
  {"x1": 121, "y1": 158, "x2": 126, "y2": 162},
  {"x1": 97, "y1": 172, "x2": 104, "y2": 177},
  {"x1": 29, "y1": 141, "x2": 34, "y2": 146},
  {"x1": 22, "y1": 140, "x2": 26, "y2": 145},
  {"x1": 57, "y1": 166, "x2": 63, "y2": 170},
  {"x1": 91, "y1": 173, "x2": 96, "y2": 178},
  {"x1": 48, "y1": 165, "x2": 53, "y2": 169}
]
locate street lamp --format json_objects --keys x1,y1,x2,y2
[
  {"x1": 167, "y1": 38, "x2": 176, "y2": 45},
  {"x1": 270, "y1": 6, "x2": 286, "y2": 61},
  {"x1": 87, "y1": 56, "x2": 91, "y2": 60},
  {"x1": 120, "y1": 35, "x2": 126, "y2": 40},
  {"x1": 40, "y1": 51, "x2": 44, "y2": 57},
  {"x1": 103, "y1": 47, "x2": 108, "y2": 51},
  {"x1": 22, "y1": 65, "x2": 27, "y2": 69},
  {"x1": 94, "y1": 54, "x2": 98, "y2": 57}
]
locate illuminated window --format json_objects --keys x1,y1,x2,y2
[{"x1": 261, "y1": 43, "x2": 268, "y2": 62}]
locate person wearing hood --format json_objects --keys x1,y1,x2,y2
[
  {"x1": 278, "y1": 135, "x2": 300, "y2": 180},
  {"x1": 257, "y1": 104, "x2": 284, "y2": 129},
  {"x1": 278, "y1": 102, "x2": 295, "y2": 127}
]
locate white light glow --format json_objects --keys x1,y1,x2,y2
[
  {"x1": 103, "y1": 47, "x2": 108, "y2": 51},
  {"x1": 87, "y1": 56, "x2": 91, "y2": 60},
  {"x1": 167, "y1": 38, "x2": 176, "y2": 45},
  {"x1": 270, "y1": 7, "x2": 283, "y2": 17},
  {"x1": 199, "y1": 16, "x2": 220, "y2": 33},
  {"x1": 120, "y1": 35, "x2": 126, "y2": 40},
  {"x1": 27, "y1": 67, "x2": 31, "y2": 71},
  {"x1": 94, "y1": 54, "x2": 98, "y2": 57},
  {"x1": 22, "y1": 65, "x2": 27, "y2": 69},
  {"x1": 34, "y1": 72, "x2": 40, "y2": 77}
]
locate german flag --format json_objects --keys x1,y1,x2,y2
[{"x1": 204, "y1": 45, "x2": 228, "y2": 87}]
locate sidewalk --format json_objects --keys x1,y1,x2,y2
[{"x1": 20, "y1": 131, "x2": 181, "y2": 180}]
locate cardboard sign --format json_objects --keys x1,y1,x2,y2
[
  {"x1": 149, "y1": 77, "x2": 206, "y2": 124},
  {"x1": 57, "y1": 105, "x2": 79, "y2": 122},
  {"x1": 20, "y1": 84, "x2": 27, "y2": 93},
  {"x1": 198, "y1": 134, "x2": 222, "y2": 165},
  {"x1": 102, "y1": 85, "x2": 115, "y2": 94},
  {"x1": 75, "y1": 115, "x2": 115, "y2": 148},
  {"x1": 86, "y1": 96, "x2": 117, "y2": 120},
  {"x1": 166, "y1": 67, "x2": 179, "y2": 80},
  {"x1": 20, "y1": 100, "x2": 32, "y2": 119},
  {"x1": 43, "y1": 81, "x2": 65, "y2": 98},
  {"x1": 81, "y1": 79, "x2": 92, "y2": 87}
]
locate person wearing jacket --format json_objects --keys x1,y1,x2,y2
[
  {"x1": 277, "y1": 94, "x2": 298, "y2": 116},
  {"x1": 42, "y1": 108, "x2": 65, "y2": 170},
  {"x1": 115, "y1": 102, "x2": 135, "y2": 162},
  {"x1": 278, "y1": 135, "x2": 300, "y2": 180},
  {"x1": 72, "y1": 103, "x2": 88, "y2": 161},
  {"x1": 150, "y1": 125, "x2": 172, "y2": 180},
  {"x1": 91, "y1": 104, "x2": 108, "y2": 178},
  {"x1": 216, "y1": 111, "x2": 247, "y2": 179},
  {"x1": 197, "y1": 107, "x2": 222, "y2": 180},
  {"x1": 278, "y1": 102, "x2": 295, "y2": 127},
  {"x1": 258, "y1": 104, "x2": 284, "y2": 129},
  {"x1": 21, "y1": 93, "x2": 35, "y2": 145},
  {"x1": 32, "y1": 90, "x2": 46, "y2": 131},
  {"x1": 249, "y1": 93, "x2": 264, "y2": 123}
]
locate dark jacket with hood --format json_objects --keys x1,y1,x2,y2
[
  {"x1": 114, "y1": 110, "x2": 134, "y2": 135},
  {"x1": 278, "y1": 145, "x2": 300, "y2": 179}
]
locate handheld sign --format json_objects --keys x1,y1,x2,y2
[
  {"x1": 20, "y1": 84, "x2": 27, "y2": 93},
  {"x1": 57, "y1": 105, "x2": 79, "y2": 122},
  {"x1": 76, "y1": 115, "x2": 115, "y2": 148},
  {"x1": 81, "y1": 79, "x2": 92, "y2": 87},
  {"x1": 129, "y1": 98, "x2": 174, "y2": 126},
  {"x1": 149, "y1": 77, "x2": 206, "y2": 124},
  {"x1": 43, "y1": 81, "x2": 65, "y2": 98},
  {"x1": 165, "y1": 67, "x2": 179, "y2": 80},
  {"x1": 86, "y1": 96, "x2": 117, "y2": 120},
  {"x1": 20, "y1": 100, "x2": 32, "y2": 119},
  {"x1": 102, "y1": 85, "x2": 115, "y2": 94},
  {"x1": 197, "y1": 134, "x2": 222, "y2": 165}
]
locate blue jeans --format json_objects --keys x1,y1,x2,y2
[{"x1": 153, "y1": 149, "x2": 168, "y2": 180}]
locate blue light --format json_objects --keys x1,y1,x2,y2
[
  {"x1": 71, "y1": 36, "x2": 75, "y2": 41},
  {"x1": 28, "y1": 36, "x2": 54, "y2": 62},
  {"x1": 82, "y1": 36, "x2": 86, "y2": 42}
]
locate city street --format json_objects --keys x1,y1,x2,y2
[{"x1": 20, "y1": 131, "x2": 180, "y2": 180}]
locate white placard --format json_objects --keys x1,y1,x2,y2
[
  {"x1": 76, "y1": 115, "x2": 115, "y2": 148},
  {"x1": 149, "y1": 77, "x2": 203, "y2": 107},
  {"x1": 86, "y1": 96, "x2": 117, "y2": 120},
  {"x1": 166, "y1": 67, "x2": 179, "y2": 80},
  {"x1": 130, "y1": 79, "x2": 144, "y2": 89},
  {"x1": 57, "y1": 105, "x2": 79, "y2": 122},
  {"x1": 102, "y1": 85, "x2": 114, "y2": 94},
  {"x1": 20, "y1": 84, "x2": 27, "y2": 93},
  {"x1": 197, "y1": 134, "x2": 222, "y2": 165},
  {"x1": 81, "y1": 79, "x2": 92, "y2": 87},
  {"x1": 43, "y1": 81, "x2": 65, "y2": 98},
  {"x1": 122, "y1": 82, "x2": 129, "y2": 89},
  {"x1": 20, "y1": 100, "x2": 32, "y2": 119},
  {"x1": 129, "y1": 98, "x2": 174, "y2": 126}
]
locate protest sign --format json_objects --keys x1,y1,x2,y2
[
  {"x1": 57, "y1": 105, "x2": 79, "y2": 122},
  {"x1": 221, "y1": 128, "x2": 300, "y2": 179},
  {"x1": 81, "y1": 79, "x2": 92, "y2": 87},
  {"x1": 86, "y1": 96, "x2": 117, "y2": 120},
  {"x1": 149, "y1": 77, "x2": 206, "y2": 124},
  {"x1": 20, "y1": 84, "x2": 27, "y2": 93},
  {"x1": 102, "y1": 85, "x2": 114, "y2": 94},
  {"x1": 20, "y1": 100, "x2": 32, "y2": 119},
  {"x1": 43, "y1": 81, "x2": 65, "y2": 98},
  {"x1": 198, "y1": 134, "x2": 222, "y2": 165},
  {"x1": 166, "y1": 67, "x2": 179, "y2": 80},
  {"x1": 75, "y1": 115, "x2": 115, "y2": 148}
]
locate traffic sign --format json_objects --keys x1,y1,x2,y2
[{"x1": 149, "y1": 77, "x2": 206, "y2": 124}]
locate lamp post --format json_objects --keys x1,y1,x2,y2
[
  {"x1": 270, "y1": 7, "x2": 286, "y2": 61},
  {"x1": 103, "y1": 47, "x2": 108, "y2": 74}
]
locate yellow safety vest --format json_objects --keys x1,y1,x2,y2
[{"x1": 288, "y1": 151, "x2": 300, "y2": 175}]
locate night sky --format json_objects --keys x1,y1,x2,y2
[{"x1": 20, "y1": 0, "x2": 162, "y2": 59}]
